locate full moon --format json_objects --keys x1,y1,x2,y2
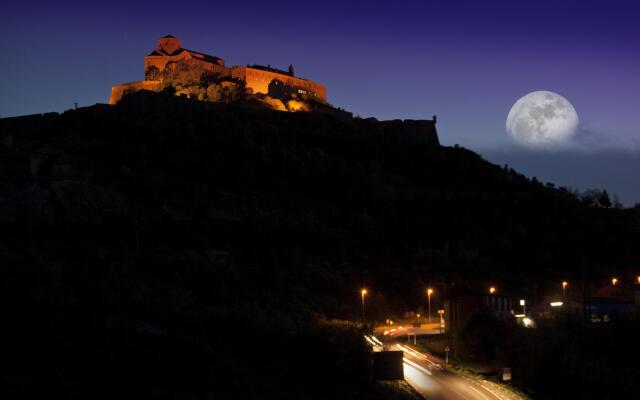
[{"x1": 506, "y1": 91, "x2": 579, "y2": 148}]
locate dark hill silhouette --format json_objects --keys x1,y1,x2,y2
[{"x1": 1, "y1": 91, "x2": 639, "y2": 398}]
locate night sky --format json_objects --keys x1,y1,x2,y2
[{"x1": 2, "y1": 1, "x2": 639, "y2": 203}]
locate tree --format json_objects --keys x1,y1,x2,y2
[
  {"x1": 161, "y1": 85, "x2": 176, "y2": 96},
  {"x1": 206, "y1": 84, "x2": 222, "y2": 102},
  {"x1": 200, "y1": 71, "x2": 220, "y2": 87},
  {"x1": 580, "y1": 189, "x2": 599, "y2": 207},
  {"x1": 597, "y1": 190, "x2": 612, "y2": 208},
  {"x1": 612, "y1": 193, "x2": 623, "y2": 209}
]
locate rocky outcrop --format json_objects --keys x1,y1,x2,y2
[{"x1": 380, "y1": 118, "x2": 440, "y2": 146}]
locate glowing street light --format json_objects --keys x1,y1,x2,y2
[
  {"x1": 519, "y1": 299, "x2": 526, "y2": 315},
  {"x1": 522, "y1": 317, "x2": 535, "y2": 328},
  {"x1": 612, "y1": 278, "x2": 618, "y2": 286},
  {"x1": 562, "y1": 281, "x2": 568, "y2": 299},
  {"x1": 489, "y1": 286, "x2": 496, "y2": 294},
  {"x1": 361, "y1": 289, "x2": 368, "y2": 323},
  {"x1": 427, "y1": 288, "x2": 434, "y2": 323},
  {"x1": 637, "y1": 276, "x2": 640, "y2": 285}
]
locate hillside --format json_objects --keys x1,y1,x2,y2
[{"x1": 1, "y1": 92, "x2": 639, "y2": 398}]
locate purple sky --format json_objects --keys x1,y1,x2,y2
[{"x1": 1, "y1": 0, "x2": 639, "y2": 203}]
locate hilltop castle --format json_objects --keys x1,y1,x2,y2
[{"x1": 110, "y1": 35, "x2": 327, "y2": 106}]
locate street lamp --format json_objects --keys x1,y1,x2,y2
[
  {"x1": 489, "y1": 286, "x2": 496, "y2": 294},
  {"x1": 562, "y1": 281, "x2": 568, "y2": 299},
  {"x1": 437, "y1": 309, "x2": 445, "y2": 333},
  {"x1": 361, "y1": 289, "x2": 367, "y2": 324},
  {"x1": 637, "y1": 276, "x2": 640, "y2": 285},
  {"x1": 519, "y1": 299, "x2": 526, "y2": 315},
  {"x1": 612, "y1": 278, "x2": 618, "y2": 286},
  {"x1": 427, "y1": 288, "x2": 434, "y2": 323}
]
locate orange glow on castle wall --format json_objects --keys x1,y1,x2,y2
[
  {"x1": 109, "y1": 80, "x2": 161, "y2": 105},
  {"x1": 110, "y1": 35, "x2": 327, "y2": 105}
]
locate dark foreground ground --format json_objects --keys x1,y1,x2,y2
[{"x1": 1, "y1": 92, "x2": 639, "y2": 398}]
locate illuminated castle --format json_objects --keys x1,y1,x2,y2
[{"x1": 109, "y1": 35, "x2": 327, "y2": 105}]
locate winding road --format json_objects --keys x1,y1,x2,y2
[{"x1": 393, "y1": 343, "x2": 521, "y2": 400}]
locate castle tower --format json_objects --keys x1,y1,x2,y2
[{"x1": 157, "y1": 35, "x2": 181, "y2": 54}]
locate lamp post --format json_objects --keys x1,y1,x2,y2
[
  {"x1": 489, "y1": 286, "x2": 496, "y2": 294},
  {"x1": 562, "y1": 281, "x2": 568, "y2": 299},
  {"x1": 612, "y1": 278, "x2": 618, "y2": 286},
  {"x1": 519, "y1": 299, "x2": 526, "y2": 315},
  {"x1": 437, "y1": 309, "x2": 445, "y2": 333},
  {"x1": 361, "y1": 289, "x2": 367, "y2": 324},
  {"x1": 427, "y1": 288, "x2": 434, "y2": 323}
]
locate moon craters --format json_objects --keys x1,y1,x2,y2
[{"x1": 506, "y1": 91, "x2": 579, "y2": 148}]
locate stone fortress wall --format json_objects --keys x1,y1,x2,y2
[
  {"x1": 231, "y1": 66, "x2": 326, "y2": 101},
  {"x1": 109, "y1": 80, "x2": 161, "y2": 106},
  {"x1": 110, "y1": 35, "x2": 327, "y2": 105}
]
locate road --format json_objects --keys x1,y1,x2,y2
[
  {"x1": 392, "y1": 343, "x2": 521, "y2": 400},
  {"x1": 374, "y1": 322, "x2": 443, "y2": 338}
]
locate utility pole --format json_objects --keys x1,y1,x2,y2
[
  {"x1": 427, "y1": 288, "x2": 433, "y2": 324},
  {"x1": 361, "y1": 289, "x2": 367, "y2": 325}
]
